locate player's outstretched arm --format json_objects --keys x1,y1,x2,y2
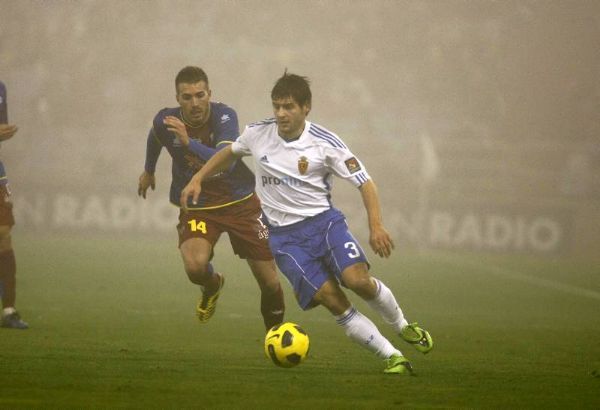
[
  {"x1": 140, "y1": 127, "x2": 162, "y2": 198},
  {"x1": 359, "y1": 179, "x2": 395, "y2": 258},
  {"x1": 0, "y1": 124, "x2": 18, "y2": 141},
  {"x1": 180, "y1": 145, "x2": 240, "y2": 210}
]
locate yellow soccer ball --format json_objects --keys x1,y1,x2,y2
[{"x1": 264, "y1": 322, "x2": 310, "y2": 368}]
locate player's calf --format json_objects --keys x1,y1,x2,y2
[{"x1": 261, "y1": 282, "x2": 285, "y2": 330}]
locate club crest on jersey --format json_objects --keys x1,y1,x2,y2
[
  {"x1": 344, "y1": 157, "x2": 361, "y2": 174},
  {"x1": 298, "y1": 156, "x2": 309, "y2": 175}
]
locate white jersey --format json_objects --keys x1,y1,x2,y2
[{"x1": 231, "y1": 119, "x2": 371, "y2": 227}]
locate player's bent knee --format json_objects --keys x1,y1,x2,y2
[
  {"x1": 181, "y1": 244, "x2": 211, "y2": 273},
  {"x1": 256, "y1": 273, "x2": 280, "y2": 292},
  {"x1": 181, "y1": 254, "x2": 212, "y2": 283},
  {"x1": 345, "y1": 275, "x2": 373, "y2": 293},
  {"x1": 183, "y1": 258, "x2": 209, "y2": 274},
  {"x1": 262, "y1": 280, "x2": 282, "y2": 296},
  {"x1": 342, "y1": 263, "x2": 372, "y2": 288}
]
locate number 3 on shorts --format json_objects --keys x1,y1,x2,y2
[
  {"x1": 345, "y1": 242, "x2": 360, "y2": 258},
  {"x1": 188, "y1": 219, "x2": 207, "y2": 234}
]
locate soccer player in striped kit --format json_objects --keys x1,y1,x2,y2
[
  {"x1": 181, "y1": 72, "x2": 433, "y2": 374},
  {"x1": 139, "y1": 67, "x2": 284, "y2": 330},
  {"x1": 0, "y1": 80, "x2": 28, "y2": 329}
]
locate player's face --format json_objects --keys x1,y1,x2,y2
[
  {"x1": 176, "y1": 81, "x2": 211, "y2": 126},
  {"x1": 272, "y1": 97, "x2": 310, "y2": 140}
]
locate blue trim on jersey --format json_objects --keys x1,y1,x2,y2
[
  {"x1": 309, "y1": 124, "x2": 347, "y2": 148},
  {"x1": 309, "y1": 127, "x2": 343, "y2": 148},
  {"x1": 355, "y1": 172, "x2": 368, "y2": 185},
  {"x1": 248, "y1": 118, "x2": 276, "y2": 128}
]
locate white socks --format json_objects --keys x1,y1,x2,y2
[
  {"x1": 335, "y1": 307, "x2": 401, "y2": 359},
  {"x1": 2, "y1": 307, "x2": 16, "y2": 317},
  {"x1": 366, "y1": 278, "x2": 408, "y2": 333}
]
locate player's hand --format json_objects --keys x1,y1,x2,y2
[
  {"x1": 369, "y1": 224, "x2": 394, "y2": 258},
  {"x1": 0, "y1": 124, "x2": 18, "y2": 141},
  {"x1": 163, "y1": 116, "x2": 190, "y2": 146},
  {"x1": 138, "y1": 171, "x2": 155, "y2": 199},
  {"x1": 180, "y1": 175, "x2": 202, "y2": 212}
]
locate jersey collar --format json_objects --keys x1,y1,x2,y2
[
  {"x1": 279, "y1": 121, "x2": 309, "y2": 143},
  {"x1": 179, "y1": 103, "x2": 212, "y2": 129}
]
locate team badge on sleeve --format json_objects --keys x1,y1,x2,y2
[
  {"x1": 298, "y1": 156, "x2": 309, "y2": 175},
  {"x1": 344, "y1": 157, "x2": 362, "y2": 174}
]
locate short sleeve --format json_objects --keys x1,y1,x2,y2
[
  {"x1": 325, "y1": 146, "x2": 371, "y2": 187},
  {"x1": 231, "y1": 126, "x2": 253, "y2": 156}
]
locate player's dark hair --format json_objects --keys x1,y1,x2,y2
[
  {"x1": 175, "y1": 66, "x2": 209, "y2": 90},
  {"x1": 271, "y1": 70, "x2": 312, "y2": 107}
]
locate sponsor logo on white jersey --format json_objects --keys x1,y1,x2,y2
[{"x1": 261, "y1": 175, "x2": 303, "y2": 187}]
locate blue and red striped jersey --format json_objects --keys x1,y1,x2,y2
[{"x1": 144, "y1": 101, "x2": 255, "y2": 209}]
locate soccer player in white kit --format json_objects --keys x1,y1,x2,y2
[{"x1": 181, "y1": 72, "x2": 433, "y2": 374}]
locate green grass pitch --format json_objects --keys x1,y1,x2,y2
[{"x1": 1, "y1": 232, "x2": 599, "y2": 408}]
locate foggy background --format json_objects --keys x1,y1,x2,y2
[{"x1": 1, "y1": 0, "x2": 599, "y2": 258}]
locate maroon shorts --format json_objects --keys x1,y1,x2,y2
[
  {"x1": 177, "y1": 194, "x2": 273, "y2": 261},
  {"x1": 0, "y1": 185, "x2": 15, "y2": 227}
]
